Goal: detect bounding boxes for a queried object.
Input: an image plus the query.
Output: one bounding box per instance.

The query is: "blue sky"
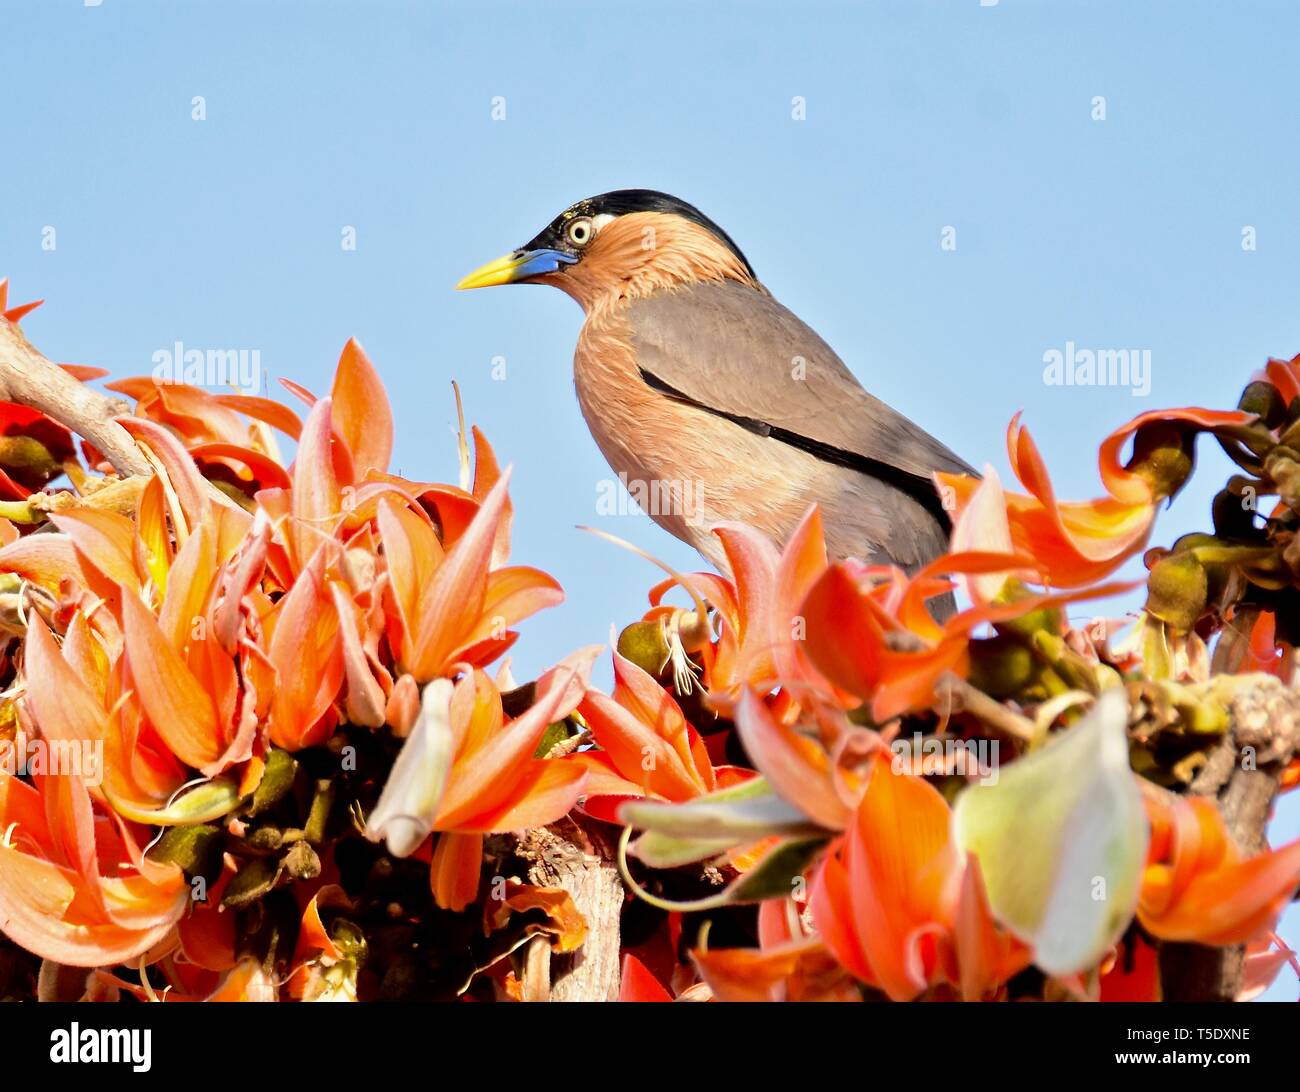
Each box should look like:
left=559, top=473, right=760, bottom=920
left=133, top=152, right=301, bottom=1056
left=4, top=0, right=1299, bottom=996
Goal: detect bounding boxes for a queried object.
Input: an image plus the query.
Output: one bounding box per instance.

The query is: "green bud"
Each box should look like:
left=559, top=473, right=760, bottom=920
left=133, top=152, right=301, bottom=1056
left=245, top=826, right=284, bottom=852
left=0, top=436, right=60, bottom=483
left=994, top=603, right=1061, bottom=642
left=245, top=748, right=298, bottom=817
left=1168, top=531, right=1219, bottom=554
left=1127, top=421, right=1195, bottom=501
left=106, top=777, right=242, bottom=826
left=966, top=635, right=1038, bottom=699
left=283, top=840, right=321, bottom=881
left=147, top=823, right=223, bottom=879
left=330, top=919, right=368, bottom=965
left=616, top=620, right=670, bottom=676
left=304, top=779, right=334, bottom=845
left=222, top=857, right=281, bottom=909
left=533, top=721, right=575, bottom=758
left=1144, top=551, right=1208, bottom=633
left=1238, top=379, right=1286, bottom=429
left=1211, top=488, right=1262, bottom=540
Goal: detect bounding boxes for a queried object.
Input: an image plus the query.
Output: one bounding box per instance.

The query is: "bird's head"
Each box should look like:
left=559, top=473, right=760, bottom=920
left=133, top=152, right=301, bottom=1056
left=456, top=189, right=758, bottom=311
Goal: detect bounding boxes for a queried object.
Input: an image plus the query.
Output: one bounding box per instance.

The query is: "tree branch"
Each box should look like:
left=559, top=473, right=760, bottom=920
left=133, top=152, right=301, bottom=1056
left=0, top=319, right=149, bottom=477
left=1158, top=676, right=1300, bottom=1001
left=512, top=814, right=623, bottom=1001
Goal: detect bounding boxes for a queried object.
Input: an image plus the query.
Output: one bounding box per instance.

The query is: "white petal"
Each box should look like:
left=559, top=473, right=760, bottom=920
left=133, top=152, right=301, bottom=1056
left=363, top=678, right=455, bottom=857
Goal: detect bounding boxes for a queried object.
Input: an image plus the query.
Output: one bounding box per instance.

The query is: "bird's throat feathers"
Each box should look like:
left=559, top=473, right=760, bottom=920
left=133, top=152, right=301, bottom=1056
left=541, top=212, right=760, bottom=317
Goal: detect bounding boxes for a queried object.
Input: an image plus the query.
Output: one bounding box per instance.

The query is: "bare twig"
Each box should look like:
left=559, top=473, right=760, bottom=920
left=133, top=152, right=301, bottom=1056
left=0, top=319, right=149, bottom=477
left=936, top=672, right=1036, bottom=743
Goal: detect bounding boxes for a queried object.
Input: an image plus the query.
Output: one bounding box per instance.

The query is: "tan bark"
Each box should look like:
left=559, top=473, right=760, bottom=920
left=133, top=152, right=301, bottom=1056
left=1158, top=677, right=1300, bottom=1001
left=513, top=815, right=623, bottom=1001
left=0, top=318, right=149, bottom=477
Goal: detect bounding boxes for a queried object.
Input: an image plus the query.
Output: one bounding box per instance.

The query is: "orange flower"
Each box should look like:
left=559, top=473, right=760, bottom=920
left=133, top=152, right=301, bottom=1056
left=634, top=507, right=838, bottom=704
left=365, top=650, right=598, bottom=911
left=1260, top=352, right=1300, bottom=406
left=23, top=612, right=191, bottom=817
left=809, top=754, right=1028, bottom=1001
left=1139, top=791, right=1300, bottom=945
left=707, top=509, right=835, bottom=700
left=433, top=652, right=597, bottom=833
left=0, top=402, right=82, bottom=501
left=261, top=545, right=344, bottom=750
left=0, top=770, right=188, bottom=966
left=570, top=647, right=739, bottom=806
left=18, top=452, right=262, bottom=787
left=1241, top=610, right=1295, bottom=681
left=936, top=408, right=1254, bottom=588
left=108, top=375, right=296, bottom=493
left=619, top=953, right=674, bottom=1002
left=691, top=898, right=859, bottom=1002
left=105, top=337, right=398, bottom=501
left=731, top=685, right=861, bottom=830
left=376, top=473, right=561, bottom=684
left=802, top=552, right=1128, bottom=721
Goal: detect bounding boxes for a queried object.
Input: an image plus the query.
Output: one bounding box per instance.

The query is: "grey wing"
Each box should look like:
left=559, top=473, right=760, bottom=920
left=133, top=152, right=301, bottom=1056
left=625, top=280, right=975, bottom=522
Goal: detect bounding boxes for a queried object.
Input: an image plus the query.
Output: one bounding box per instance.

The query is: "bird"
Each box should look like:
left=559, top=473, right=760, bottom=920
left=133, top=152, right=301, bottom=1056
left=457, top=189, right=973, bottom=580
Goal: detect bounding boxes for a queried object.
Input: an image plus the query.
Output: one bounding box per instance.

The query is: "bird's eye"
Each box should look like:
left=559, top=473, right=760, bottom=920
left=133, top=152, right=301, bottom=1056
left=566, top=217, right=594, bottom=247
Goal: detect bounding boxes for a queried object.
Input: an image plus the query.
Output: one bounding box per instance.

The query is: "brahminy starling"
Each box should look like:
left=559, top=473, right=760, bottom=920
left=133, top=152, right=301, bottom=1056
left=458, top=189, right=972, bottom=575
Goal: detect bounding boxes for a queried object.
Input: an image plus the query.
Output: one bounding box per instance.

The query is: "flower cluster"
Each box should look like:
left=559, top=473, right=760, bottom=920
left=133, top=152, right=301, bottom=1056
left=609, top=357, right=1300, bottom=1003
left=0, top=284, right=588, bottom=999
left=0, top=279, right=1298, bottom=1003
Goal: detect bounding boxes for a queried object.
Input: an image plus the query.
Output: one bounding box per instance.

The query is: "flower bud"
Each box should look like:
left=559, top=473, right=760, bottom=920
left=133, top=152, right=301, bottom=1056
left=1127, top=421, right=1195, bottom=501
left=1144, top=551, right=1208, bottom=633
left=364, top=678, right=455, bottom=857
left=1238, top=379, right=1287, bottom=429
left=616, top=620, right=670, bottom=677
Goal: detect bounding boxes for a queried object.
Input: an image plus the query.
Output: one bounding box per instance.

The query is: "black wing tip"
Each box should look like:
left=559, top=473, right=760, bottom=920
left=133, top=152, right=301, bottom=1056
left=639, top=366, right=954, bottom=530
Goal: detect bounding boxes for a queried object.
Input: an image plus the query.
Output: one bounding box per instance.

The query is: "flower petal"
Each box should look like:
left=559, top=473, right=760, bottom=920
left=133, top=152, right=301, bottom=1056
left=121, top=591, right=224, bottom=771
left=330, top=339, right=392, bottom=475
left=953, top=687, right=1148, bottom=975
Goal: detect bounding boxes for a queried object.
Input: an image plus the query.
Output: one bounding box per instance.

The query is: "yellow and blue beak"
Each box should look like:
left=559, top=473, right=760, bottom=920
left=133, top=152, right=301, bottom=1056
left=455, top=248, right=578, bottom=290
